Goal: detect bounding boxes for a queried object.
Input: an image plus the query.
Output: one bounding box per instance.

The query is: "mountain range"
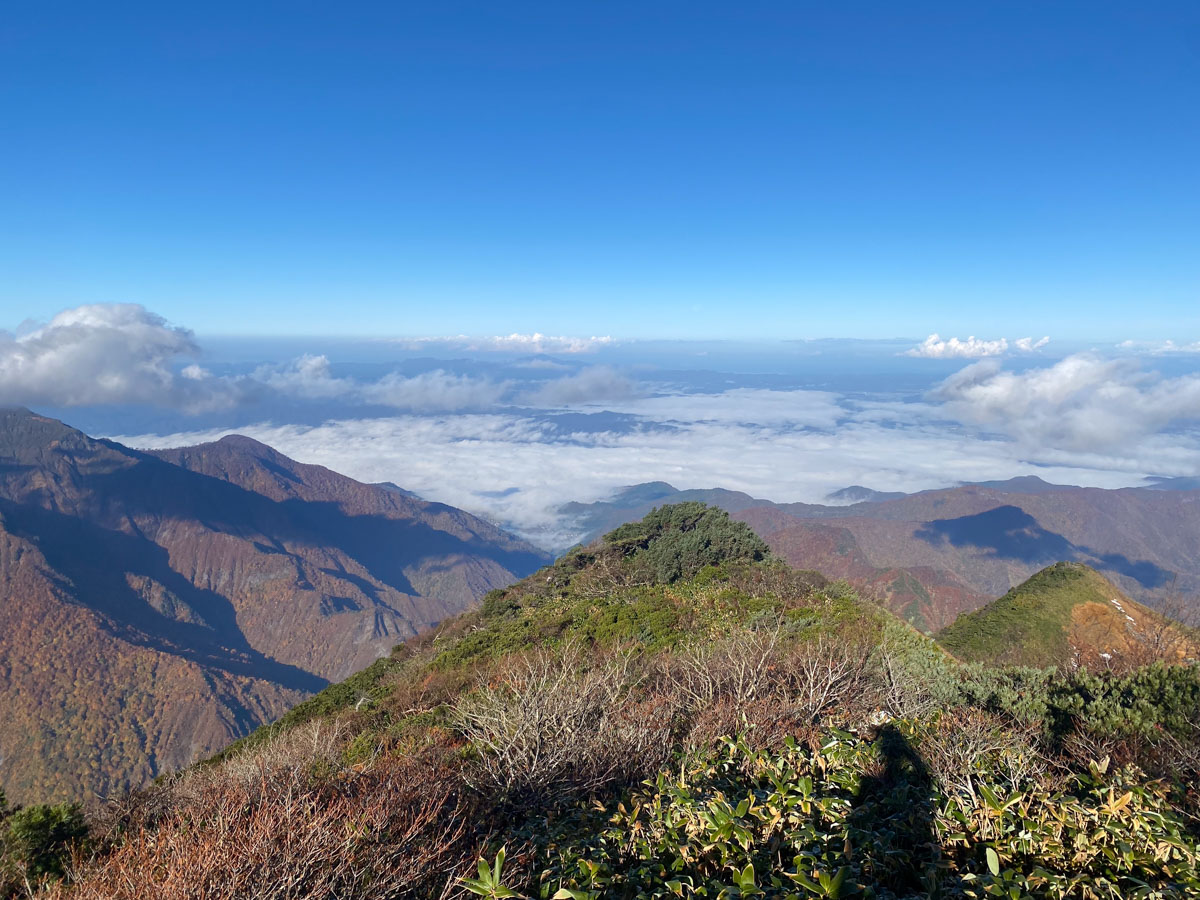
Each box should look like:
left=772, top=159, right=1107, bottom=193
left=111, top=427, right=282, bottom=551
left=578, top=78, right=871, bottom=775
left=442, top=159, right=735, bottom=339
left=562, top=477, right=1200, bottom=632
left=0, top=408, right=549, bottom=803
left=5, top=407, right=1199, bottom=805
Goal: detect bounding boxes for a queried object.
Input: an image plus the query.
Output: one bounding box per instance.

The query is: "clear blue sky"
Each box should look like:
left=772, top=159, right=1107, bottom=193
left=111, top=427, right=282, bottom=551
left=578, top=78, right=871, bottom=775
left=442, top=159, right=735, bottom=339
left=2, top=1, right=1197, bottom=340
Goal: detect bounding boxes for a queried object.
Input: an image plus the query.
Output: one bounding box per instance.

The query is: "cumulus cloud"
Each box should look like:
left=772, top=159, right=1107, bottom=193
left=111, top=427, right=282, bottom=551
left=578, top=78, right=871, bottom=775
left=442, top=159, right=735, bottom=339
left=0, top=304, right=236, bottom=410
left=252, top=354, right=510, bottom=411
left=906, top=333, right=1049, bottom=359
left=934, top=354, right=1200, bottom=450
left=253, top=354, right=354, bottom=399
left=524, top=366, right=636, bottom=407
left=397, top=333, right=615, bottom=354
left=1014, top=336, right=1052, bottom=352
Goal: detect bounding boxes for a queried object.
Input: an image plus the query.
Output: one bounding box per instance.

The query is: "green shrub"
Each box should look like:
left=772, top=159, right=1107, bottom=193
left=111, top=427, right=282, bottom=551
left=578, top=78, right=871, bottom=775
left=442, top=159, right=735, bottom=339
left=2, top=801, right=88, bottom=885
left=480, top=727, right=1199, bottom=899
left=953, top=662, right=1200, bottom=752
left=1042, top=662, right=1200, bottom=743
left=603, top=502, right=769, bottom=584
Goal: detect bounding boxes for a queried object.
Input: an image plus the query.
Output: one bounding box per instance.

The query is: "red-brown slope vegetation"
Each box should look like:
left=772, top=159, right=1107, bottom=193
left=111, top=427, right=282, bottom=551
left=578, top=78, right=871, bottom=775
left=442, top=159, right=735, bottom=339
left=0, top=408, right=549, bottom=802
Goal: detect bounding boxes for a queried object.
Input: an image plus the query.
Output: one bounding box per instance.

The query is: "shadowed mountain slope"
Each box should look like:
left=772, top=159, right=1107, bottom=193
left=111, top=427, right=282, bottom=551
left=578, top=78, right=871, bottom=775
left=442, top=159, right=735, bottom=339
left=0, top=408, right=549, bottom=803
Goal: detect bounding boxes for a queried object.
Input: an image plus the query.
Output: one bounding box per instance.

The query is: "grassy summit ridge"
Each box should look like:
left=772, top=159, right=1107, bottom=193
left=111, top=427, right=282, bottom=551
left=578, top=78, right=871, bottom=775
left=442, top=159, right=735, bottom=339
left=937, top=561, right=1197, bottom=669
left=5, top=505, right=1199, bottom=898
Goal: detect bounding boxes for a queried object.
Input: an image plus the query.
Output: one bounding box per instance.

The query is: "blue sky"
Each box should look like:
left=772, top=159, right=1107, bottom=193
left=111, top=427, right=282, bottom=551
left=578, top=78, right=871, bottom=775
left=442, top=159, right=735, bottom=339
left=3, top=1, right=1197, bottom=340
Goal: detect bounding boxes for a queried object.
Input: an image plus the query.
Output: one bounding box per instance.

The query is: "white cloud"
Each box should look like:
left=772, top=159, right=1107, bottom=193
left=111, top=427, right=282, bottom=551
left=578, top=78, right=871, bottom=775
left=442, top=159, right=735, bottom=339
left=0, top=304, right=236, bottom=411
left=115, top=402, right=1186, bottom=550
left=934, top=353, right=1200, bottom=450
left=253, top=354, right=354, bottom=399
left=1118, top=339, right=1200, bottom=355
left=906, top=333, right=1049, bottom=359
left=252, top=355, right=510, bottom=410
left=1014, top=336, right=1051, bottom=352
left=524, top=366, right=636, bottom=407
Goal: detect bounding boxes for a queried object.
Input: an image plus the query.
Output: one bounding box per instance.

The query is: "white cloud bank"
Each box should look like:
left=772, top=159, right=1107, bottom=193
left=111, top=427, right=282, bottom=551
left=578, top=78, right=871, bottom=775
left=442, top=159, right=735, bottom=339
left=906, top=333, right=1049, bottom=359
left=111, top=380, right=1200, bottom=549
left=113, top=409, right=1183, bottom=549
left=935, top=353, right=1200, bottom=450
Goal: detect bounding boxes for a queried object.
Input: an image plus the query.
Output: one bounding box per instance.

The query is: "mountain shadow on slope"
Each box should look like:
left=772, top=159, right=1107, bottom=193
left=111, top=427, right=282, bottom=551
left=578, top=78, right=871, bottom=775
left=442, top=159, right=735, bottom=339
left=0, top=408, right=550, bottom=803
left=0, top=498, right=328, bottom=694
left=86, top=453, right=547, bottom=599
left=915, top=505, right=1171, bottom=588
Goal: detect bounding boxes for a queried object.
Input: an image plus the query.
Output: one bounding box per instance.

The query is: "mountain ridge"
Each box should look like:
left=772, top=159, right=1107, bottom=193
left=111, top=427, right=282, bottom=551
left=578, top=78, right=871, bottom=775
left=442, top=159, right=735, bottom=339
left=936, top=561, right=1199, bottom=669
left=0, top=408, right=549, bottom=803
left=563, top=479, right=1200, bottom=631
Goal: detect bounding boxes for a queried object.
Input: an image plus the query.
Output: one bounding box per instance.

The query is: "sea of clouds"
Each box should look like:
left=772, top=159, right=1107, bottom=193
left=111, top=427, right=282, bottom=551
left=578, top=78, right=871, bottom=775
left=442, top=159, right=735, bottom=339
left=5, top=303, right=1200, bottom=549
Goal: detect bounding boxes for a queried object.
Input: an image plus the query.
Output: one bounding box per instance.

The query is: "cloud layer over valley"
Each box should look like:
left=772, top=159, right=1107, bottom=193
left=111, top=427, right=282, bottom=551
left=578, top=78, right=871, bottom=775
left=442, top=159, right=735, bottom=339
left=6, top=305, right=1200, bottom=549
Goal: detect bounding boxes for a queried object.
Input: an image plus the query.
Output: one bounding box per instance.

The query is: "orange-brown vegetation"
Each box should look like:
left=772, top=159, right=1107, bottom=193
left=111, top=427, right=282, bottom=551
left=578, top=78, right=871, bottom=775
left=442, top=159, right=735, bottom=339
left=0, top=409, right=548, bottom=803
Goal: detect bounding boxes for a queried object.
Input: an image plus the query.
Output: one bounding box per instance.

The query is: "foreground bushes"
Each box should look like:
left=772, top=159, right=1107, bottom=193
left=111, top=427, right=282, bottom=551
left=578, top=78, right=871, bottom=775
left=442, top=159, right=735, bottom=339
left=10, top=532, right=1199, bottom=899
left=0, top=792, right=87, bottom=896
left=40, top=728, right=476, bottom=900
left=487, top=728, right=1200, bottom=899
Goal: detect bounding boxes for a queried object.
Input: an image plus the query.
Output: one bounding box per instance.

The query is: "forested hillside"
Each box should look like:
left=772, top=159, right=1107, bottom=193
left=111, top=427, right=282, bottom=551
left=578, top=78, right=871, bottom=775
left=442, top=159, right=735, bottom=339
left=0, top=408, right=548, bottom=803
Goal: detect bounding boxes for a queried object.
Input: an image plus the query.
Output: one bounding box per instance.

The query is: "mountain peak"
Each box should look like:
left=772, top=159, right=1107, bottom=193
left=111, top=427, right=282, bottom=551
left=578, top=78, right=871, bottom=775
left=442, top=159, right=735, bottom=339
left=0, top=407, right=108, bottom=466
left=963, top=475, right=1075, bottom=494
left=937, top=562, right=1196, bottom=669
left=212, top=433, right=286, bottom=457
left=0, top=406, right=79, bottom=436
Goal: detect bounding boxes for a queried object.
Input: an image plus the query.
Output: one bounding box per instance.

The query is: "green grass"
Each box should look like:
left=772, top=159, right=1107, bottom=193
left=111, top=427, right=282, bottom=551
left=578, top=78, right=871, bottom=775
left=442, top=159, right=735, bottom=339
left=936, top=561, right=1111, bottom=667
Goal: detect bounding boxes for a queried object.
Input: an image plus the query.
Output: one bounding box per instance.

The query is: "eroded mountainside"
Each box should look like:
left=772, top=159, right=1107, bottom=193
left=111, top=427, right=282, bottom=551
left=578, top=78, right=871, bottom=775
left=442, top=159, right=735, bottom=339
left=0, top=408, right=549, bottom=803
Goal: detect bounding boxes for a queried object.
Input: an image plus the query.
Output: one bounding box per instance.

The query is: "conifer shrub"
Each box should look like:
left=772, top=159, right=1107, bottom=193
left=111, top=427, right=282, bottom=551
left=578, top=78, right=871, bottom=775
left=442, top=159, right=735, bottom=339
left=1, top=797, right=88, bottom=894
left=603, top=502, right=770, bottom=584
